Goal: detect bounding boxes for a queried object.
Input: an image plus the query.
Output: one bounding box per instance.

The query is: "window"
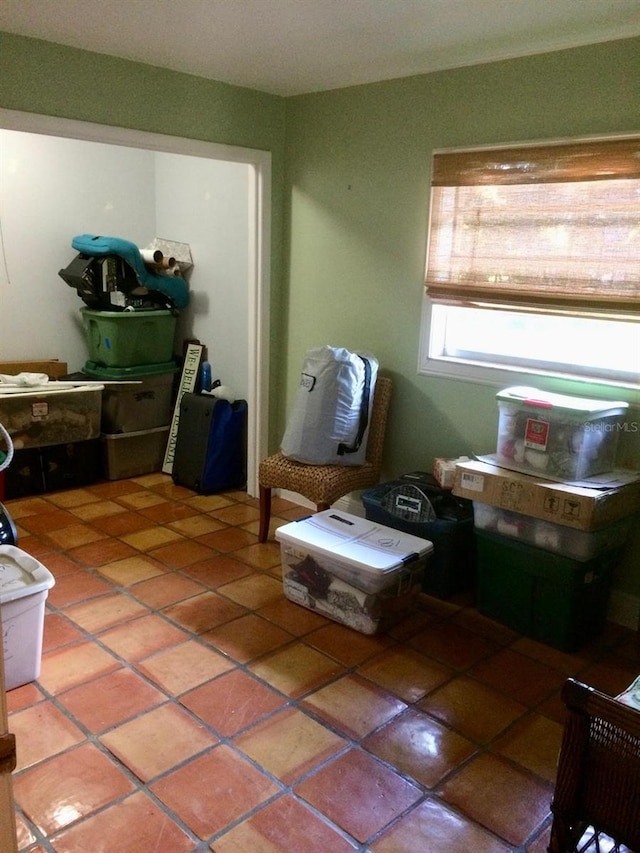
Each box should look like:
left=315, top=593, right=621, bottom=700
left=419, top=137, right=640, bottom=392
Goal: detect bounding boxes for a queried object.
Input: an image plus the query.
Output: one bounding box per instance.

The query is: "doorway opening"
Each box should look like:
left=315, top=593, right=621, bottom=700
left=0, top=108, right=271, bottom=496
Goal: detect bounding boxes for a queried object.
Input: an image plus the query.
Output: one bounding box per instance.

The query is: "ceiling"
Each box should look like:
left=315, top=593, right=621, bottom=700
left=2, top=0, right=640, bottom=97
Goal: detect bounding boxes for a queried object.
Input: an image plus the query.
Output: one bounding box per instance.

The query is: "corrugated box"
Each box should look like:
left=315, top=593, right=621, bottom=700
left=453, top=459, right=640, bottom=531
left=276, top=510, right=433, bottom=635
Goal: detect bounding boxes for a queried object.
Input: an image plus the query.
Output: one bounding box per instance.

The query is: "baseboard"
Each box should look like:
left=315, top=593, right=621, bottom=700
left=277, top=489, right=314, bottom=510
left=275, top=489, right=366, bottom=516
left=331, top=492, right=366, bottom=517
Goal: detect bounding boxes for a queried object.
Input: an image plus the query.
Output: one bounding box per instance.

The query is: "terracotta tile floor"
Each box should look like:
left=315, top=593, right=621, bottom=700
left=5, top=474, right=640, bottom=852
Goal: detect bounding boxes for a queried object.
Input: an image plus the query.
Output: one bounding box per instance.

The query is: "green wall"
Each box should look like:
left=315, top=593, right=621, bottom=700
left=283, top=36, right=639, bottom=470
left=1, top=31, right=639, bottom=599
left=282, top=37, right=640, bottom=596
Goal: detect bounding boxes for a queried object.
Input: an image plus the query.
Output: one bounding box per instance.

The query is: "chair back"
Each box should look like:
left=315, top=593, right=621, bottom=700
left=365, top=376, right=392, bottom=472
left=549, top=677, right=640, bottom=852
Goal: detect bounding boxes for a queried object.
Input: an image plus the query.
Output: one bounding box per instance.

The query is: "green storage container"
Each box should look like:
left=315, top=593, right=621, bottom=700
left=81, top=308, right=177, bottom=367
left=82, top=361, right=178, bottom=433
left=475, top=530, right=621, bottom=651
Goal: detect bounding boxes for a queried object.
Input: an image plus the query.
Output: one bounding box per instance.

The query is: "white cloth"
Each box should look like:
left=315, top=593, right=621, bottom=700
left=0, top=372, right=50, bottom=386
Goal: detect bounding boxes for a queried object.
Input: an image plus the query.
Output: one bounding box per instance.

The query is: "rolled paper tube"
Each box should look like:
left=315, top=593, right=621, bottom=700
left=145, top=258, right=176, bottom=270
left=140, top=248, right=164, bottom=263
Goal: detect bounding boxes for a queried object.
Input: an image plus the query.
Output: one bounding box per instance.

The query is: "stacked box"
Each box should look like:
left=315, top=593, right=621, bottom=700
left=3, top=441, right=102, bottom=499
left=276, top=510, right=433, bottom=635
left=0, top=385, right=102, bottom=450
left=102, top=426, right=169, bottom=480
left=81, top=308, right=177, bottom=368
left=453, top=460, right=640, bottom=531
left=472, top=502, right=632, bottom=561
left=83, top=361, right=177, bottom=433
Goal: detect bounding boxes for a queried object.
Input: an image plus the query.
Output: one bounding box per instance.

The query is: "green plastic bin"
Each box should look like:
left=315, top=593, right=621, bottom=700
left=475, top=529, right=622, bottom=651
left=81, top=308, right=177, bottom=367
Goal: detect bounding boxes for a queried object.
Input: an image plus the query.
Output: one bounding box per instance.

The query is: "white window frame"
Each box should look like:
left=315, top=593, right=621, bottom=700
left=418, top=136, right=640, bottom=406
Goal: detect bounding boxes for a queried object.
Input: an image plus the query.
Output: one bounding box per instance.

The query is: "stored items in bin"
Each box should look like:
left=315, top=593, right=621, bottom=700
left=0, top=385, right=102, bottom=450
left=472, top=501, right=632, bottom=561
left=475, top=529, right=621, bottom=651
left=276, top=510, right=433, bottom=635
left=102, top=426, right=169, bottom=480
left=171, top=393, right=247, bottom=493
left=495, top=386, right=628, bottom=481
left=362, top=474, right=475, bottom=599
left=0, top=545, right=55, bottom=690
left=453, top=459, right=640, bottom=531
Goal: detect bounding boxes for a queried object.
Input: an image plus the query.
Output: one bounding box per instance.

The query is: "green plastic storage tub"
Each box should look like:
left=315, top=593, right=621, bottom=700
left=81, top=308, right=177, bottom=367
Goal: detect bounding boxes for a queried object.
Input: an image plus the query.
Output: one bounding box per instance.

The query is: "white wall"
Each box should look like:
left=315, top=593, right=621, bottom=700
left=0, top=130, right=249, bottom=400
left=154, top=152, right=250, bottom=397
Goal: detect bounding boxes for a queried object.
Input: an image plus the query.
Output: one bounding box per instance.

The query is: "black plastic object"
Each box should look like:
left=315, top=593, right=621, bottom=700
left=0, top=502, right=17, bottom=546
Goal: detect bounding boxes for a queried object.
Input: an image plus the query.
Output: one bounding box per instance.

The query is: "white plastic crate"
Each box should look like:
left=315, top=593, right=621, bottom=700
left=0, top=545, right=55, bottom=690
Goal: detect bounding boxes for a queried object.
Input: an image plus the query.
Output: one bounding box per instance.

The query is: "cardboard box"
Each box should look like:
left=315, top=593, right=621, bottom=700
left=453, top=459, right=640, bottom=531
left=0, top=360, right=68, bottom=379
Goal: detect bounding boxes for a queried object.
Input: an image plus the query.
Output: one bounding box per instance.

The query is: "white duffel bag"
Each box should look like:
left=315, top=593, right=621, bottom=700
left=281, top=345, right=379, bottom=466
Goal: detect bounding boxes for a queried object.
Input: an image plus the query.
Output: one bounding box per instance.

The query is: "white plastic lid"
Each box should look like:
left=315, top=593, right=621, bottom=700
left=0, top=545, right=55, bottom=604
left=496, top=386, right=628, bottom=417
left=276, top=509, right=433, bottom=577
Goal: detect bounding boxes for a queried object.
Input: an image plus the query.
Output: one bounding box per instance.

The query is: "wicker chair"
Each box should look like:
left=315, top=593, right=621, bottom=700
left=548, top=677, right=640, bottom=853
left=258, top=375, right=392, bottom=542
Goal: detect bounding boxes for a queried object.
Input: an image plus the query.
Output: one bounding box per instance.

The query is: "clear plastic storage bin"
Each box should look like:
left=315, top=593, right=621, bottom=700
left=276, top=510, right=433, bottom=635
left=496, top=386, right=627, bottom=481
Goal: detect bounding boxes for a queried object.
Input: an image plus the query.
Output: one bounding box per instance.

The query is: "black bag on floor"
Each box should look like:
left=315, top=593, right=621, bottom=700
left=172, top=393, right=247, bottom=493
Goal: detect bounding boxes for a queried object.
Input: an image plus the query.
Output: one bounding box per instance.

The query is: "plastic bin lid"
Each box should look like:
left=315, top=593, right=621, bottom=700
left=83, top=360, right=178, bottom=379
left=275, top=509, right=433, bottom=577
left=80, top=307, right=174, bottom=318
left=496, top=386, right=628, bottom=417
left=0, top=545, right=55, bottom=604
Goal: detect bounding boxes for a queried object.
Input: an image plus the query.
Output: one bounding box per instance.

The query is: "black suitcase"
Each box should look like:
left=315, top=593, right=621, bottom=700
left=172, top=393, right=247, bottom=493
